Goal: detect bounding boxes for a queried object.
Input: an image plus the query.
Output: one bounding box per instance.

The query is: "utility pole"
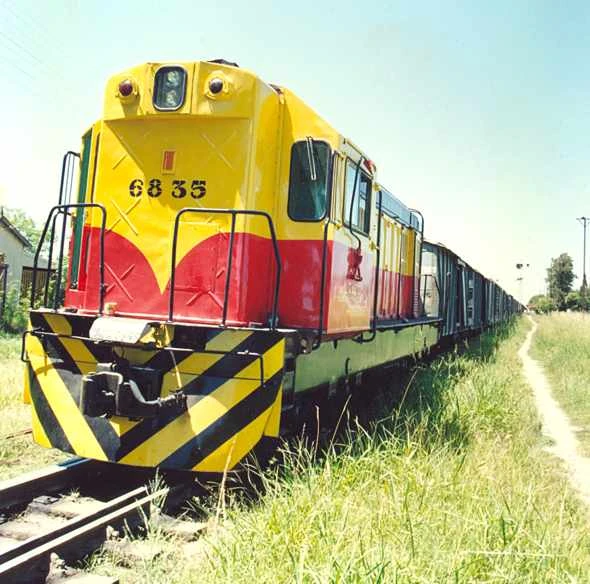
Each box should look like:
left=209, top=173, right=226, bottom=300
left=578, top=217, right=589, bottom=291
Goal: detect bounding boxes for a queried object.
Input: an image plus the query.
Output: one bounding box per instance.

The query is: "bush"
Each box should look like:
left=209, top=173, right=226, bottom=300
left=1, top=286, right=30, bottom=333
left=528, top=294, right=555, bottom=314
left=565, top=290, right=589, bottom=311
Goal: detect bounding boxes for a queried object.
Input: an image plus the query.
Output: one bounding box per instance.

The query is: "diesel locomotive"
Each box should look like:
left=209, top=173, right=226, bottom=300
left=22, top=59, right=521, bottom=473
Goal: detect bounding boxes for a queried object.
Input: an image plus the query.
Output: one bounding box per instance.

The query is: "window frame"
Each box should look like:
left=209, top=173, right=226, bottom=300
left=343, top=157, right=373, bottom=236
left=287, top=139, right=333, bottom=223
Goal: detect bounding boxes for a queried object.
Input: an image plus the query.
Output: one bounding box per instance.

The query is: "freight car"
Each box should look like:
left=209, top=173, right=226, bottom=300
left=421, top=241, right=520, bottom=347
left=22, top=60, right=522, bottom=473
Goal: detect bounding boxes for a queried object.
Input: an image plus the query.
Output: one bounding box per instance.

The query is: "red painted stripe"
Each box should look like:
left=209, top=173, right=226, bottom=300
left=64, top=228, right=421, bottom=331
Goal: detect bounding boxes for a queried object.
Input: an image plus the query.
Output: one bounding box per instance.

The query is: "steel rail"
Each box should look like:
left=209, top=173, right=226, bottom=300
left=0, top=458, right=198, bottom=583
left=0, top=486, right=149, bottom=563
left=0, top=486, right=169, bottom=584
left=0, top=458, right=102, bottom=510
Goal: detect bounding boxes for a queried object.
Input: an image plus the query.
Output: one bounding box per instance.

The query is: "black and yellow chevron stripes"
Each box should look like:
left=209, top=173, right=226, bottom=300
left=25, top=311, right=285, bottom=472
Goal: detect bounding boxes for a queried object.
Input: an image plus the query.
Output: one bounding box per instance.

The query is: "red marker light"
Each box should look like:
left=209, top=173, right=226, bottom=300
left=364, top=159, right=376, bottom=173
left=118, top=79, right=134, bottom=97
left=209, top=78, right=224, bottom=94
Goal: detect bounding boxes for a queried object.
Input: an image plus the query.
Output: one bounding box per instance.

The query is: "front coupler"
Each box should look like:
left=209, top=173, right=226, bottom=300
left=80, top=362, right=187, bottom=418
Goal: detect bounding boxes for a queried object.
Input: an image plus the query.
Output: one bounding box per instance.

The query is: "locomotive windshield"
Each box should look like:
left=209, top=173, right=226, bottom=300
left=287, top=140, right=330, bottom=221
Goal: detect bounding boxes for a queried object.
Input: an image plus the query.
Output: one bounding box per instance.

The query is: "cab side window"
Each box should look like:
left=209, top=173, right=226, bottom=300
left=344, top=160, right=371, bottom=234
left=288, top=140, right=330, bottom=221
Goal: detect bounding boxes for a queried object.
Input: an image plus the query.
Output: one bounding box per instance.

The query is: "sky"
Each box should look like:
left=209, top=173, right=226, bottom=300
left=1, top=0, right=589, bottom=303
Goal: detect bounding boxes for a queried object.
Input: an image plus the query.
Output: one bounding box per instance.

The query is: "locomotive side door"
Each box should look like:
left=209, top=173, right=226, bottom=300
left=325, top=145, right=378, bottom=334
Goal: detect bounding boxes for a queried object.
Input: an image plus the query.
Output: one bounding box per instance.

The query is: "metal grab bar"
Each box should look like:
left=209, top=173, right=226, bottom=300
left=168, top=208, right=282, bottom=329
left=23, top=328, right=268, bottom=387
left=31, top=203, right=107, bottom=314
left=58, top=152, right=80, bottom=206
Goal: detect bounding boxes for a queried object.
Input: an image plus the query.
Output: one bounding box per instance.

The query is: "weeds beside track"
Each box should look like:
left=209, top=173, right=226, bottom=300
left=3, top=321, right=589, bottom=582
left=0, top=334, right=61, bottom=479
left=90, top=318, right=590, bottom=583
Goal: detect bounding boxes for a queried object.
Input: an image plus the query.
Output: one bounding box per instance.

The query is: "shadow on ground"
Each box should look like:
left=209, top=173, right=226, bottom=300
left=185, top=320, right=519, bottom=514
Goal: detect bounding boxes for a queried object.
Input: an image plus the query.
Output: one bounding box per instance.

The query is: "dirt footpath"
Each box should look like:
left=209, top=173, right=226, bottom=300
left=519, top=315, right=590, bottom=507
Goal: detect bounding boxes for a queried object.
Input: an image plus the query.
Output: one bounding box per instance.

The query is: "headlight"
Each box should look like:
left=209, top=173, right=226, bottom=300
left=153, top=66, right=187, bottom=111
left=165, top=70, right=182, bottom=87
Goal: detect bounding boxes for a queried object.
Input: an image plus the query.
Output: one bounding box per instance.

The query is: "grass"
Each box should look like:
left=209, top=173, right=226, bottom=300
left=530, top=311, right=590, bottom=457
left=87, top=318, right=590, bottom=583
left=0, top=333, right=61, bottom=479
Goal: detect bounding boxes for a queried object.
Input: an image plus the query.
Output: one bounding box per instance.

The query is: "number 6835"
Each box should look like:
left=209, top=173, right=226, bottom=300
left=128, top=178, right=207, bottom=199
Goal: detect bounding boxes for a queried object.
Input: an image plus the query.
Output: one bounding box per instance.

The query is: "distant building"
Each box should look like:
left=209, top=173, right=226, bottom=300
left=0, top=207, right=32, bottom=291
left=0, top=208, right=51, bottom=316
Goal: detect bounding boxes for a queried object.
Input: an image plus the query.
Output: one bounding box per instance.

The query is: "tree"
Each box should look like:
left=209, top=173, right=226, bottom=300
left=546, top=253, right=575, bottom=310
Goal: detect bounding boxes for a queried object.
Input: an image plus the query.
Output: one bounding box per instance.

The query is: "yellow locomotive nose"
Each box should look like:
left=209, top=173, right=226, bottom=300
left=80, top=60, right=281, bottom=327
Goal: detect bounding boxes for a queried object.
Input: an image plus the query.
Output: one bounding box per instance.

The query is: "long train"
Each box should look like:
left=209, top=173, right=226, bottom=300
left=22, top=60, right=522, bottom=473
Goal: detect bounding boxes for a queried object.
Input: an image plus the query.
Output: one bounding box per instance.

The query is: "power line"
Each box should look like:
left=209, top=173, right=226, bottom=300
left=0, top=29, right=44, bottom=65
left=0, top=33, right=76, bottom=91
left=0, top=33, right=82, bottom=112
left=0, top=55, right=36, bottom=81
left=1, top=0, right=70, bottom=61
left=0, top=2, right=81, bottom=97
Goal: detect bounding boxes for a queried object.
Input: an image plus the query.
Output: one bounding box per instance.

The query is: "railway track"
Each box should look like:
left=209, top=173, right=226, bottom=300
left=0, top=458, right=200, bottom=583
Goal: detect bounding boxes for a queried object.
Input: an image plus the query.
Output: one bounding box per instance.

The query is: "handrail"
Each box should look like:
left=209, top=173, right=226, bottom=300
left=43, top=212, right=59, bottom=307
left=31, top=203, right=107, bottom=314
left=346, top=157, right=363, bottom=251
left=371, top=189, right=383, bottom=330
left=312, top=150, right=337, bottom=349
left=24, top=328, right=268, bottom=386
left=408, top=208, right=424, bottom=318
left=353, top=188, right=383, bottom=344
left=58, top=151, right=80, bottom=206
left=168, top=208, right=282, bottom=329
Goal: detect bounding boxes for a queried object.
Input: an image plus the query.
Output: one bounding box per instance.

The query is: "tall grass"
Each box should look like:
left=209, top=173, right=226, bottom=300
left=90, top=319, right=590, bottom=583
left=531, top=312, right=590, bottom=457
left=0, top=334, right=61, bottom=479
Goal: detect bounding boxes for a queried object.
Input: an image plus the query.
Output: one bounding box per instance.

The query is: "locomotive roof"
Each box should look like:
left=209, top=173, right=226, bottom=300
left=379, top=188, right=421, bottom=231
